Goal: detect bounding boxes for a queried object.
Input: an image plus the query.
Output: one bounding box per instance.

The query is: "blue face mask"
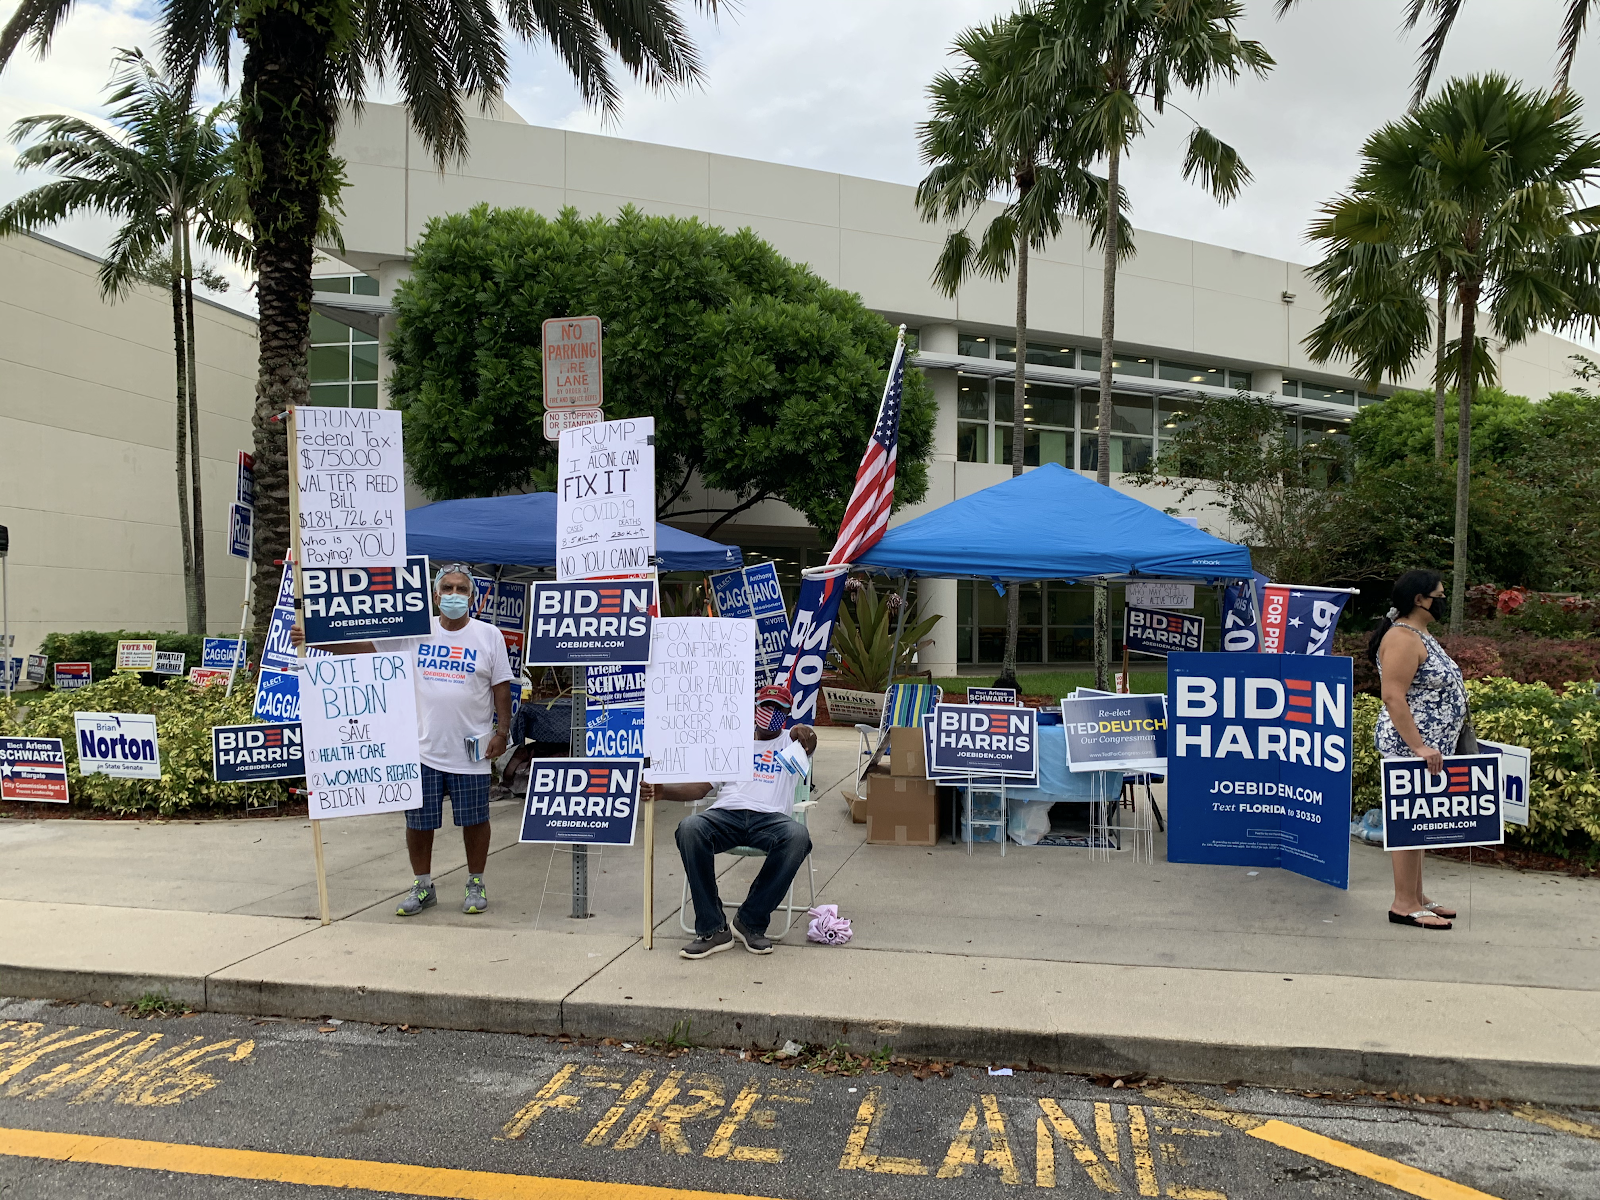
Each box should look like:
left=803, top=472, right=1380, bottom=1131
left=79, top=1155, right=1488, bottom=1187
left=438, top=594, right=471, bottom=620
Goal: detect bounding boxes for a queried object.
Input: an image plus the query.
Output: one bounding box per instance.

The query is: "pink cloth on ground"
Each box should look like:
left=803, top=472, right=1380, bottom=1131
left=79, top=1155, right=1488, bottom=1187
left=806, top=904, right=852, bottom=945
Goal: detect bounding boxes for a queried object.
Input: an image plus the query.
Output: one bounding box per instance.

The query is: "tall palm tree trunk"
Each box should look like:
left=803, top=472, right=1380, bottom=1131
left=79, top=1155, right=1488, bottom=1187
left=999, top=223, right=1030, bottom=685
left=239, top=20, right=336, bottom=644
left=170, top=227, right=198, bottom=635
left=1433, top=273, right=1448, bottom=462
left=1093, top=139, right=1122, bottom=690
left=1451, top=282, right=1478, bottom=636
left=183, top=220, right=208, bottom=634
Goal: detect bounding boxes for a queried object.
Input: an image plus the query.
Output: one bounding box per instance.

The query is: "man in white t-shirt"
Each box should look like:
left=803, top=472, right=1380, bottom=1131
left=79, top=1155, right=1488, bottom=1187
left=294, top=563, right=512, bottom=917
left=641, top=684, right=818, bottom=959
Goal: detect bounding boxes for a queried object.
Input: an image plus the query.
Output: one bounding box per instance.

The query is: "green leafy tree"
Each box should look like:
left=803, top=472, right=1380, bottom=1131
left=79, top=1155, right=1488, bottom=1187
left=387, top=205, right=936, bottom=538
left=1, top=0, right=718, bottom=644
left=1512, top=389, right=1600, bottom=591
left=915, top=11, right=1122, bottom=687
left=1013, top=0, right=1270, bottom=687
left=1347, top=386, right=1532, bottom=469
left=0, top=49, right=246, bottom=635
left=1304, top=74, right=1600, bottom=632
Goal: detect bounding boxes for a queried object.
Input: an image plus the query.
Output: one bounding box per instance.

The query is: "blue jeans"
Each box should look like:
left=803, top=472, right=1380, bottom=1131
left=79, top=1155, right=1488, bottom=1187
left=675, top=807, right=812, bottom=937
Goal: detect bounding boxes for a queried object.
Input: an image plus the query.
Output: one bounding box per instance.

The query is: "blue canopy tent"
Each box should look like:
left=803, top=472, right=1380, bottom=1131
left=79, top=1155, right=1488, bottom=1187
left=405, top=492, right=742, bottom=573
left=854, top=463, right=1252, bottom=583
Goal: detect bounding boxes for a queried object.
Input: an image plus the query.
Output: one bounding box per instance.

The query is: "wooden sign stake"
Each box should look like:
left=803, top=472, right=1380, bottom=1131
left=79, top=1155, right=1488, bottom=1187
left=642, top=796, right=655, bottom=949
left=285, top=406, right=332, bottom=927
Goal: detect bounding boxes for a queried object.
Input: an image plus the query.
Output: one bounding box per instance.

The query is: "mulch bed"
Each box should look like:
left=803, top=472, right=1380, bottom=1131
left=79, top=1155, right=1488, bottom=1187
left=1428, top=844, right=1599, bottom=878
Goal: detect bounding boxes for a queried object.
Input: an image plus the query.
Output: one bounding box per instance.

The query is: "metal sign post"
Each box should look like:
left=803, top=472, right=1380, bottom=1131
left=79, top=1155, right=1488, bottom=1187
left=569, top=666, right=590, bottom=919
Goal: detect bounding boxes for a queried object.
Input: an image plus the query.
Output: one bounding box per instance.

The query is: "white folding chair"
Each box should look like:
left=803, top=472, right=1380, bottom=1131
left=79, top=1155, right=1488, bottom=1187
left=679, top=763, right=817, bottom=939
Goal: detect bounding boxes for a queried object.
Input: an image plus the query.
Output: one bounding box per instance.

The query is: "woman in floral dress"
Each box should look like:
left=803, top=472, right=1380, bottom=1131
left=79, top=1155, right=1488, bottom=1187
left=1370, top=569, right=1467, bottom=930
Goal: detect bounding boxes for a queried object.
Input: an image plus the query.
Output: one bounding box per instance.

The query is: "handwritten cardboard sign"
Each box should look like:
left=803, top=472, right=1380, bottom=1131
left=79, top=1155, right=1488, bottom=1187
left=643, top=617, right=754, bottom=784
left=293, top=407, right=405, bottom=569
left=299, top=652, right=423, bottom=820
left=556, top=417, right=655, bottom=580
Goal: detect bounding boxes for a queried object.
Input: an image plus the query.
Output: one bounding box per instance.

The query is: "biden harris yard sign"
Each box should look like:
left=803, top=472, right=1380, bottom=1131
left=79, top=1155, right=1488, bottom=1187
left=520, top=759, right=641, bottom=846
left=1381, top=755, right=1504, bottom=851
left=212, top=722, right=305, bottom=783
left=929, top=703, right=1038, bottom=778
left=1165, top=652, right=1352, bottom=889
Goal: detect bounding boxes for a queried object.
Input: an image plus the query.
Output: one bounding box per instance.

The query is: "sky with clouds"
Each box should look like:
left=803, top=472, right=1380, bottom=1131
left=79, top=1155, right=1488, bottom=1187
left=4, top=0, right=1600, bottom=318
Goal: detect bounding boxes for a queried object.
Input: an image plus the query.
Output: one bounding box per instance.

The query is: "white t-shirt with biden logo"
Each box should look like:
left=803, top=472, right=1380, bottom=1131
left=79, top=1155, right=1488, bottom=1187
left=708, top=729, right=798, bottom=816
left=381, top=617, right=512, bottom=776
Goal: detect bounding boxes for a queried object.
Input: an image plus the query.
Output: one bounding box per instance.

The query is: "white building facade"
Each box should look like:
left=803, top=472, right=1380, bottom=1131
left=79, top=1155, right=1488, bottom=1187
left=312, top=101, right=1588, bottom=675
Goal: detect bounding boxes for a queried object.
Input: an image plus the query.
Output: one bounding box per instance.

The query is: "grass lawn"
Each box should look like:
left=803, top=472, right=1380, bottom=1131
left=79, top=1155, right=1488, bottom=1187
left=933, top=670, right=1165, bottom=698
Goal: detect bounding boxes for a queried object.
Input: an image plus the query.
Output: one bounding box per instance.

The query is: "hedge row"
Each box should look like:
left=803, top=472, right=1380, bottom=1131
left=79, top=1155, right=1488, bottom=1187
left=1351, top=677, right=1600, bottom=862
left=0, top=673, right=281, bottom=815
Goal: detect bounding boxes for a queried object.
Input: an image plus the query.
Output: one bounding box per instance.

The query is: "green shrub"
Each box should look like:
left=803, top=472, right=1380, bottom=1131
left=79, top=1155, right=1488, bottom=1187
left=0, top=672, right=282, bottom=814
left=1351, top=678, right=1600, bottom=862
left=36, top=631, right=226, bottom=687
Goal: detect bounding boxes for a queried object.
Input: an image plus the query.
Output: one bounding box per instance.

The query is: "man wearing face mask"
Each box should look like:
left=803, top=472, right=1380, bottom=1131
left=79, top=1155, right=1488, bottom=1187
left=641, top=684, right=819, bottom=959
left=293, top=563, right=512, bottom=917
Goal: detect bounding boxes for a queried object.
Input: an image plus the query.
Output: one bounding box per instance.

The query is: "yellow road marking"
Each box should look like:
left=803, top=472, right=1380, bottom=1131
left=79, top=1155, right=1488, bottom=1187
left=1145, top=1085, right=1503, bottom=1200
left=0, top=1125, right=784, bottom=1200
left=1511, top=1104, right=1600, bottom=1141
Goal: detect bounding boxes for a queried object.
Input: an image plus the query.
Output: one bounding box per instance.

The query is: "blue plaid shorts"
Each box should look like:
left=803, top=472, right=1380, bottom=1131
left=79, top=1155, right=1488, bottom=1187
left=409, top=765, right=491, bottom=831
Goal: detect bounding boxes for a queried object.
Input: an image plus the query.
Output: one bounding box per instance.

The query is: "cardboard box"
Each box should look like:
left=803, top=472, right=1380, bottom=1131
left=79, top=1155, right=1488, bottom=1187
left=865, top=775, right=938, bottom=846
left=839, top=787, right=869, bottom=824
left=889, top=726, right=927, bottom=777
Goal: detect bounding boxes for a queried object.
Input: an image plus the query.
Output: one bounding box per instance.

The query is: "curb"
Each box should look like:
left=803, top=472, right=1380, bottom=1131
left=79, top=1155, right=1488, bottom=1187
left=8, top=962, right=1597, bottom=1108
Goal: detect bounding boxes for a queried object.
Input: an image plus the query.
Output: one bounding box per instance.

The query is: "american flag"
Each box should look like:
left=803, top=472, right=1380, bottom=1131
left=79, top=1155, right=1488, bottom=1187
left=826, top=330, right=906, bottom=566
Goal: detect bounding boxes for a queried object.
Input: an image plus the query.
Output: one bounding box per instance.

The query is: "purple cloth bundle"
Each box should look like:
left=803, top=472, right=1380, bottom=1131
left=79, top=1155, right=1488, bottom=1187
left=806, top=904, right=852, bottom=945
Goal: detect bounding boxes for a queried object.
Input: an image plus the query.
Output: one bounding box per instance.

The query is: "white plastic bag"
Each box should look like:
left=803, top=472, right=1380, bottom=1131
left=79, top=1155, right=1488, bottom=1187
left=1007, top=800, right=1052, bottom=846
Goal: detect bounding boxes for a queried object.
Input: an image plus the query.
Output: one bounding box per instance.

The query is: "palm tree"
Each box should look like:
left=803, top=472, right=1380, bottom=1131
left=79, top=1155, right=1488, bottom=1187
left=1277, top=0, right=1592, bottom=108
left=1014, top=0, right=1270, bottom=687
left=2, top=0, right=718, bottom=644
left=915, top=13, right=1124, bottom=687
left=1304, top=73, right=1600, bottom=632
left=0, top=49, right=246, bottom=635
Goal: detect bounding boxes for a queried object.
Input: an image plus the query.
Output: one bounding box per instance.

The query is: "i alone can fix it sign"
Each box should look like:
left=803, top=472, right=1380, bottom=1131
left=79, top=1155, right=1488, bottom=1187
left=543, top=317, right=602, bottom=410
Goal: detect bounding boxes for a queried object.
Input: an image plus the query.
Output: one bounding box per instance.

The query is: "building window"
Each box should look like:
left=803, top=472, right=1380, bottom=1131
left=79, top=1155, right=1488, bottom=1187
left=309, top=275, right=380, bottom=408
left=1081, top=350, right=1156, bottom=378
left=996, top=339, right=1078, bottom=369
left=958, top=331, right=994, bottom=358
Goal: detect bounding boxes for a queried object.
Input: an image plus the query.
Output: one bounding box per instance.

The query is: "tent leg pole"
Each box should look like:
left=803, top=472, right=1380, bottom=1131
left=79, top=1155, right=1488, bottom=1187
left=1093, top=584, right=1111, bottom=691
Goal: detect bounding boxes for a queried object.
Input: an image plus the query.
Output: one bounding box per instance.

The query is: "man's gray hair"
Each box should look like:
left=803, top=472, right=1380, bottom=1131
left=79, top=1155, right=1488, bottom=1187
left=434, top=562, right=475, bottom=593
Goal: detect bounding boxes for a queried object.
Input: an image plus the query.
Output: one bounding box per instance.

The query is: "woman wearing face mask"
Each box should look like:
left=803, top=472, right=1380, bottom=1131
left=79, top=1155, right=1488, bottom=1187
left=1369, top=569, right=1468, bottom=930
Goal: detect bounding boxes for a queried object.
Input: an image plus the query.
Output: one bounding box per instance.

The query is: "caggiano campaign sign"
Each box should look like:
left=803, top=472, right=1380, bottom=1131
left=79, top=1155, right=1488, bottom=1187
left=1165, top=652, right=1352, bottom=889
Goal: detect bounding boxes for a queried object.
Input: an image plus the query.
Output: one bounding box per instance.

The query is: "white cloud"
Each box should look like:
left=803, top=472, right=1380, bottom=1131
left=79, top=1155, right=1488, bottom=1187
left=6, top=0, right=1600, bottom=315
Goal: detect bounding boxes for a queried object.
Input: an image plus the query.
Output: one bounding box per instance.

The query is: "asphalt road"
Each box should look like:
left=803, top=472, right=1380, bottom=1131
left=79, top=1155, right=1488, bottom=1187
left=0, top=996, right=1595, bottom=1200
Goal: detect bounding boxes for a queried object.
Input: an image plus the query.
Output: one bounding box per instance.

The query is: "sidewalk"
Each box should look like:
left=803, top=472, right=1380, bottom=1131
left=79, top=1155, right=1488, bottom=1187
left=3, top=726, right=1597, bottom=1104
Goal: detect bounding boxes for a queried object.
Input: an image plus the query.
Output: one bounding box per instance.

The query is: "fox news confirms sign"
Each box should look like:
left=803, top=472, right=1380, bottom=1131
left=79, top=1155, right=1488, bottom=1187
left=0, top=737, right=69, bottom=803
left=527, top=579, right=655, bottom=664
left=1124, top=606, right=1204, bottom=657
left=1059, top=694, right=1168, bottom=773
left=75, top=712, right=162, bottom=780
left=1381, top=754, right=1504, bottom=851
left=212, top=722, right=305, bottom=783
left=301, top=555, right=431, bottom=643
left=1165, top=652, right=1352, bottom=889
left=929, top=703, right=1038, bottom=778
left=520, top=758, right=641, bottom=846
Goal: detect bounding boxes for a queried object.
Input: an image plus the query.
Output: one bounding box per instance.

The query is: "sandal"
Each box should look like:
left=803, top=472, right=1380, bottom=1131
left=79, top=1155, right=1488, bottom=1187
left=1389, top=909, right=1452, bottom=930
left=1424, top=901, right=1457, bottom=919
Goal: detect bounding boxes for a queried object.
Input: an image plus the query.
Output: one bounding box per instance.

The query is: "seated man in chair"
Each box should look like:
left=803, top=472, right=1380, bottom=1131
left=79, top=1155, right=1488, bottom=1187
left=641, top=684, right=818, bottom=959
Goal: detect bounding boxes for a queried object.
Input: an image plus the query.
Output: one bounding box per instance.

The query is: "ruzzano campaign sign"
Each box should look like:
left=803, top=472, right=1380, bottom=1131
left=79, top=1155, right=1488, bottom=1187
left=1166, top=652, right=1352, bottom=889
